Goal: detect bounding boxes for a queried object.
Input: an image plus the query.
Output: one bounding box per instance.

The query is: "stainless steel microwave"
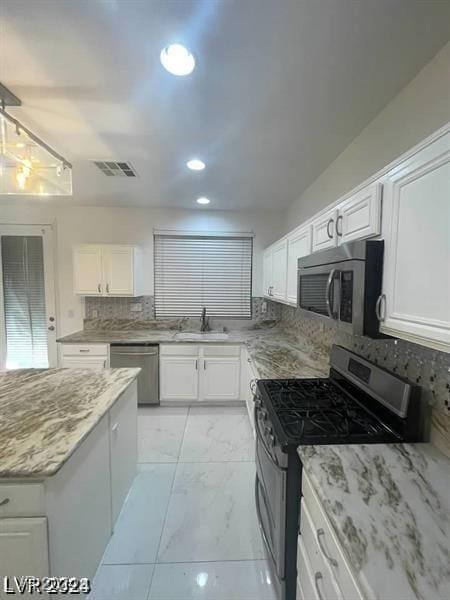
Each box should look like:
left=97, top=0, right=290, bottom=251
left=297, top=240, right=384, bottom=337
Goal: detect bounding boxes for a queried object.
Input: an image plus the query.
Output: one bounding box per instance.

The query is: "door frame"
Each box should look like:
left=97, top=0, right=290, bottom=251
left=0, top=223, right=58, bottom=369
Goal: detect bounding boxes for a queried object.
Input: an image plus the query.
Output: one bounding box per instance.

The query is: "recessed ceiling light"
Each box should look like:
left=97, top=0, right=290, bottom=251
left=196, top=197, right=210, bottom=205
left=186, top=159, right=205, bottom=171
left=160, top=44, right=195, bottom=76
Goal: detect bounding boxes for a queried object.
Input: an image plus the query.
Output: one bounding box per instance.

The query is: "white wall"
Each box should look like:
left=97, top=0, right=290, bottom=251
left=285, top=41, right=450, bottom=229
left=0, top=203, right=284, bottom=335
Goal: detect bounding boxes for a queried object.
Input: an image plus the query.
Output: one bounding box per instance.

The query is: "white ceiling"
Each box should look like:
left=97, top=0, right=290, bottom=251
left=2, top=0, right=449, bottom=210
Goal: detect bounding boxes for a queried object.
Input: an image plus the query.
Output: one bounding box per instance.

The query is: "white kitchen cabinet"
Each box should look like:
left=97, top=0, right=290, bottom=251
left=271, top=239, right=288, bottom=301
left=109, top=385, right=137, bottom=524
left=337, top=183, right=382, bottom=245
left=0, top=517, right=49, bottom=580
left=240, top=349, right=257, bottom=436
left=286, top=225, right=312, bottom=304
left=73, top=244, right=143, bottom=297
left=59, top=343, right=109, bottom=369
left=380, top=131, right=450, bottom=352
left=73, top=245, right=103, bottom=295
left=160, top=344, right=242, bottom=403
left=311, top=208, right=338, bottom=253
left=263, top=247, right=273, bottom=298
left=160, top=357, right=199, bottom=401
left=201, top=357, right=241, bottom=401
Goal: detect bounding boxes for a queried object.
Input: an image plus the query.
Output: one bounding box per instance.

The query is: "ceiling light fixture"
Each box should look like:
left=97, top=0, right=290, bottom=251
left=196, top=197, right=210, bottom=205
left=160, top=44, right=195, bottom=76
left=186, top=159, right=205, bottom=171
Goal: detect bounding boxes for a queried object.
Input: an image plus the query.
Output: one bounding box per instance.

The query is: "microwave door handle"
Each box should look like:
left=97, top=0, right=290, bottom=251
left=325, top=269, right=337, bottom=319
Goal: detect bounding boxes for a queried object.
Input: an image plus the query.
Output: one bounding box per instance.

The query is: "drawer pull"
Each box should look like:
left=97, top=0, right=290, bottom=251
left=317, top=528, right=338, bottom=567
left=79, top=349, right=90, bottom=353
left=314, top=572, right=325, bottom=600
left=0, top=498, right=10, bottom=506
left=111, top=423, right=119, bottom=434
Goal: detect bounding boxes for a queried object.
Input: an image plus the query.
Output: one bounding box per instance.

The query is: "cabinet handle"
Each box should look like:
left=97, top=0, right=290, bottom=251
left=375, top=294, right=386, bottom=322
left=317, top=528, right=338, bottom=567
left=204, top=360, right=206, bottom=370
left=106, top=283, right=110, bottom=294
left=195, top=359, right=198, bottom=370
left=111, top=422, right=119, bottom=434
left=314, top=572, right=325, bottom=600
left=98, top=283, right=102, bottom=293
left=0, top=498, right=10, bottom=506
left=336, top=215, right=343, bottom=237
left=79, top=349, right=90, bottom=353
left=326, top=218, right=334, bottom=239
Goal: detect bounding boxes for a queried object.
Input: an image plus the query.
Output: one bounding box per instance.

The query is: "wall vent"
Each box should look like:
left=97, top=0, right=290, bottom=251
left=92, top=160, right=137, bottom=177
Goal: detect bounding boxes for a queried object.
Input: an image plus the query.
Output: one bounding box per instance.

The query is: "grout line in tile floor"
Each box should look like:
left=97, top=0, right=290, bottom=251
left=144, top=407, right=191, bottom=599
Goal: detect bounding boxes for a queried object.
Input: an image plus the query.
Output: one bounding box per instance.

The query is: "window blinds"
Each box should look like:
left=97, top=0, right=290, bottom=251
left=1, top=236, right=48, bottom=369
left=154, top=235, right=253, bottom=319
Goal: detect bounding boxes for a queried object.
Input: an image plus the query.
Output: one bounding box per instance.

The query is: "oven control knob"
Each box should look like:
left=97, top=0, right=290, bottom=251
left=254, top=397, right=262, bottom=408
left=268, top=434, right=275, bottom=447
left=264, top=425, right=273, bottom=436
left=261, top=409, right=268, bottom=421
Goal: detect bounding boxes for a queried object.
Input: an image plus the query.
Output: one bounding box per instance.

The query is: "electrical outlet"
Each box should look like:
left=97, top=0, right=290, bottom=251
left=92, top=309, right=98, bottom=318
left=130, top=303, right=142, bottom=312
left=261, top=300, right=267, bottom=314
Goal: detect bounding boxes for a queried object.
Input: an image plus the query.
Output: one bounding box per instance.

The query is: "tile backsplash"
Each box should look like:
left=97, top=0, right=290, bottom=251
left=278, top=304, right=450, bottom=457
left=85, top=296, right=281, bottom=324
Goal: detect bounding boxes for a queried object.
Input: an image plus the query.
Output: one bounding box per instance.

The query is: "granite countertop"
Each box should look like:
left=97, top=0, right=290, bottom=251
left=0, top=368, right=140, bottom=478
left=298, top=443, right=450, bottom=600
left=57, top=321, right=331, bottom=380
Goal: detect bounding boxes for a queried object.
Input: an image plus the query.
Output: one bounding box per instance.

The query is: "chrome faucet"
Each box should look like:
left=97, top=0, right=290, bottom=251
left=200, top=307, right=210, bottom=332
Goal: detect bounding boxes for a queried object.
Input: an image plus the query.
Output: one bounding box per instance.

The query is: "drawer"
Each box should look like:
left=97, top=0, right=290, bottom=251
left=202, top=345, right=240, bottom=357
left=0, top=483, right=45, bottom=517
left=300, top=500, right=343, bottom=599
left=160, top=344, right=199, bottom=356
left=302, top=472, right=363, bottom=599
left=60, top=344, right=109, bottom=357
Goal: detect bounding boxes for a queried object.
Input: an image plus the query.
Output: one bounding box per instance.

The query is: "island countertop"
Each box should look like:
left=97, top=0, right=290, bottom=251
left=298, top=443, right=450, bottom=600
left=0, top=367, right=140, bottom=478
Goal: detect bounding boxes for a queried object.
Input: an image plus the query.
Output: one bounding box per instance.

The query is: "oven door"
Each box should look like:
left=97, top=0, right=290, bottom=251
left=297, top=259, right=365, bottom=334
left=255, top=409, right=287, bottom=581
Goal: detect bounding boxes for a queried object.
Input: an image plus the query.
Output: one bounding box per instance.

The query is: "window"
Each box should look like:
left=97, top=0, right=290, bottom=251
left=154, top=234, right=253, bottom=319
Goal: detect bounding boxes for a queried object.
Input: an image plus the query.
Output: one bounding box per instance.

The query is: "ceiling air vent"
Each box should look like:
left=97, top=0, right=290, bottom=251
left=93, top=161, right=137, bottom=177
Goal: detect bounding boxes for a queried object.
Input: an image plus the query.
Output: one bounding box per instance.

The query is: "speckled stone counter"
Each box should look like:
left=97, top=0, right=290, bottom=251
left=57, top=322, right=330, bottom=380
left=0, top=368, right=139, bottom=478
left=298, top=443, right=450, bottom=600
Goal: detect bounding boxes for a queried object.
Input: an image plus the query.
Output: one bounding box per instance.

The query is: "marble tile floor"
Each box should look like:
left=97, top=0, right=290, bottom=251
left=88, top=405, right=277, bottom=600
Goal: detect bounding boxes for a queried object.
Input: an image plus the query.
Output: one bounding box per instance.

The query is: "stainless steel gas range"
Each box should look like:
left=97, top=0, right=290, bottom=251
left=254, top=345, right=428, bottom=600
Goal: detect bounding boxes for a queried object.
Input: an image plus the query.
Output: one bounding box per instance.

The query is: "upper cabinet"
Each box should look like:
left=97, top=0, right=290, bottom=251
left=73, top=244, right=143, bottom=296
left=336, top=183, right=382, bottom=245
left=286, top=225, right=312, bottom=304
left=379, top=132, right=450, bottom=352
left=271, top=239, right=288, bottom=301
left=263, top=246, right=273, bottom=298
left=311, top=207, right=339, bottom=252
left=311, top=183, right=382, bottom=252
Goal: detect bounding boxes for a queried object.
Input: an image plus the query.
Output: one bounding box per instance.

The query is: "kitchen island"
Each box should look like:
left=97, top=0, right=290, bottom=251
left=0, top=368, right=139, bottom=591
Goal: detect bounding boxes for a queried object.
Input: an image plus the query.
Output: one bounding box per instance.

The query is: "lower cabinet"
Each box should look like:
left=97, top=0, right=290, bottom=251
left=298, top=471, right=363, bottom=600
left=160, top=344, right=241, bottom=403
left=0, top=517, right=48, bottom=577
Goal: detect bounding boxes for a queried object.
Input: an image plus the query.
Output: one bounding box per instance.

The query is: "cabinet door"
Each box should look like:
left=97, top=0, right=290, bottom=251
left=263, top=248, right=273, bottom=298
left=102, top=246, right=135, bottom=296
left=0, top=517, right=48, bottom=579
left=311, top=208, right=338, bottom=253
left=381, top=132, right=450, bottom=352
left=73, top=245, right=103, bottom=295
left=160, top=357, right=199, bottom=401
left=271, top=239, right=288, bottom=302
left=286, top=226, right=312, bottom=304
left=60, top=357, right=107, bottom=369
left=110, top=383, right=137, bottom=524
left=337, top=183, right=382, bottom=245
left=201, top=357, right=241, bottom=401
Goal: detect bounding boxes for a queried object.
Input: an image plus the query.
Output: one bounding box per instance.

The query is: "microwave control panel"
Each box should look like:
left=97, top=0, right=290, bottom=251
left=340, top=271, right=353, bottom=323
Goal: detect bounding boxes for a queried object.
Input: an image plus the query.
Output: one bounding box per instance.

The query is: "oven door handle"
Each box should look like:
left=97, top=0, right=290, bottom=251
left=255, top=475, right=277, bottom=567
left=325, top=268, right=340, bottom=319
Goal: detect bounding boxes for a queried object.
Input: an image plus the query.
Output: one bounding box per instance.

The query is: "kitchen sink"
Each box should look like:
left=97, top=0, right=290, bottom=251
left=174, top=332, right=229, bottom=341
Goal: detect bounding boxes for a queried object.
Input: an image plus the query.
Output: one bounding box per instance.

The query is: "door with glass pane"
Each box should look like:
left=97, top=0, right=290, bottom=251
left=0, top=225, right=57, bottom=369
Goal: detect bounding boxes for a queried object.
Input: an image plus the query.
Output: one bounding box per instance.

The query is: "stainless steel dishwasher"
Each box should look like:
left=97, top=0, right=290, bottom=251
left=110, top=343, right=159, bottom=405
